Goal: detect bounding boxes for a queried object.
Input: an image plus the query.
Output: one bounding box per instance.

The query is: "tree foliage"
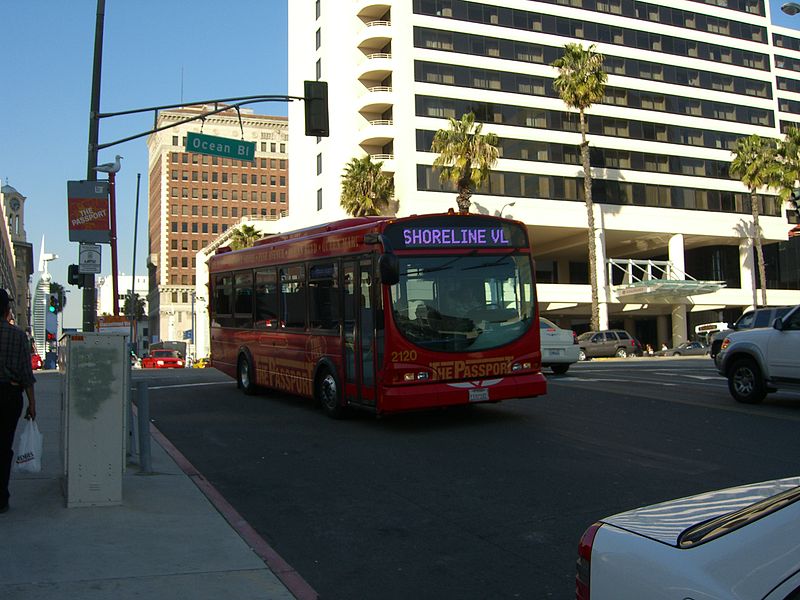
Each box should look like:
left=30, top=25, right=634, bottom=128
left=340, top=155, right=394, bottom=217
left=123, top=292, right=146, bottom=320
left=431, top=112, right=499, bottom=214
left=229, top=224, right=262, bottom=250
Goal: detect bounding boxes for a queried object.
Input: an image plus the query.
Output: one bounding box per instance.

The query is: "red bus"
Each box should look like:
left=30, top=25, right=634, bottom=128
left=208, top=212, right=547, bottom=416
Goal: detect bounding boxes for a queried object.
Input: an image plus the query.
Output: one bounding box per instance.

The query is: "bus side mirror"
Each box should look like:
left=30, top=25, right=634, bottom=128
left=379, top=253, right=399, bottom=286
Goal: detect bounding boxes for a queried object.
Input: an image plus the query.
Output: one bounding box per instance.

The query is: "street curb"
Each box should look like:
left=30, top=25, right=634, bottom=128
left=147, top=419, right=320, bottom=600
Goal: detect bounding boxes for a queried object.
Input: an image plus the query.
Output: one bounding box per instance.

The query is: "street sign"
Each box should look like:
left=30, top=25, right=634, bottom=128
left=67, top=180, right=111, bottom=243
left=79, top=243, right=102, bottom=274
left=185, top=132, right=255, bottom=162
left=183, top=329, right=193, bottom=341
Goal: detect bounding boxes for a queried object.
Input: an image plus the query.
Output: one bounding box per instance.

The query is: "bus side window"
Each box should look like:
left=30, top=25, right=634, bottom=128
left=281, top=265, right=307, bottom=329
left=309, top=262, right=339, bottom=330
left=234, top=271, right=254, bottom=328
left=212, top=273, right=234, bottom=327
left=255, top=267, right=279, bottom=328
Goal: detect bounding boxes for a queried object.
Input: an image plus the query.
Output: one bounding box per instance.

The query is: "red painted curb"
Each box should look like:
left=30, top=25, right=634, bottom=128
left=146, top=419, right=319, bottom=600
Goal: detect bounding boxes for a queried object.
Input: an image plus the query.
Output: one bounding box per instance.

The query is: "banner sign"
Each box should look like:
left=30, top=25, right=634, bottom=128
left=67, top=180, right=111, bottom=243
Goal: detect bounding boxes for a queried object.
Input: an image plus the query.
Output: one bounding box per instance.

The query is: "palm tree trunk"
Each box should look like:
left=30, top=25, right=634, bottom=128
left=457, top=164, right=473, bottom=214
left=580, top=110, right=600, bottom=331
left=751, top=192, right=768, bottom=306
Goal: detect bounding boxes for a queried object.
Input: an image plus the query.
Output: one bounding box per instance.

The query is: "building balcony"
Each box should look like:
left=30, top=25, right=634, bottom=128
left=366, top=153, right=395, bottom=173
left=358, top=86, right=394, bottom=113
left=357, top=20, right=392, bottom=52
left=354, top=1, right=390, bottom=20
left=359, top=119, right=395, bottom=147
left=357, top=52, right=393, bottom=82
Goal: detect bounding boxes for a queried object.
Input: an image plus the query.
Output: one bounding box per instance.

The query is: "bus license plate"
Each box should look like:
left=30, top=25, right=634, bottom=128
left=469, top=388, right=489, bottom=402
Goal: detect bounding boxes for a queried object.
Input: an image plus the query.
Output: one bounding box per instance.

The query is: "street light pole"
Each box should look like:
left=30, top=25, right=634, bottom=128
left=128, top=174, right=141, bottom=355
left=84, top=0, right=106, bottom=331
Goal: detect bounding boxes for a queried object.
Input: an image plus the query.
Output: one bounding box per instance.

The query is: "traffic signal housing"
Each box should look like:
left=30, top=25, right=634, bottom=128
left=48, top=293, right=59, bottom=314
left=304, top=80, right=329, bottom=137
left=68, top=264, right=86, bottom=288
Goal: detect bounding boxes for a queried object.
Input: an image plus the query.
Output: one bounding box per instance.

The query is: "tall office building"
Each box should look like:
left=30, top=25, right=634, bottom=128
left=147, top=106, right=288, bottom=348
left=289, top=0, right=800, bottom=345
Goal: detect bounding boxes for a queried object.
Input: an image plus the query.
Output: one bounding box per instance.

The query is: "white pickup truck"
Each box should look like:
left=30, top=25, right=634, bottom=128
left=716, top=304, right=800, bottom=404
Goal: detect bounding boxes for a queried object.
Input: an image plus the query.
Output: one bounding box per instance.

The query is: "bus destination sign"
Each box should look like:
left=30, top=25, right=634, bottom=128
left=402, top=226, right=510, bottom=248
left=386, top=215, right=527, bottom=249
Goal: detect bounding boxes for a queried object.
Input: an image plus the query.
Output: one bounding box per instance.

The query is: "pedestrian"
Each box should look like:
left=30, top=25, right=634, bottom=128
left=661, top=342, right=668, bottom=352
left=645, top=343, right=654, bottom=356
left=0, top=289, right=36, bottom=514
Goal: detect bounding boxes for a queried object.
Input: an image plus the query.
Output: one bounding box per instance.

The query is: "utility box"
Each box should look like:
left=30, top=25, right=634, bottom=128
left=60, top=332, right=128, bottom=507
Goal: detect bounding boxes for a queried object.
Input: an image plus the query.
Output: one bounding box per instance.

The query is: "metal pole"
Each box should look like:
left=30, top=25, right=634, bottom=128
left=84, top=0, right=106, bottom=332
left=129, top=174, right=141, bottom=355
left=136, top=381, right=152, bottom=474
left=109, top=170, right=120, bottom=316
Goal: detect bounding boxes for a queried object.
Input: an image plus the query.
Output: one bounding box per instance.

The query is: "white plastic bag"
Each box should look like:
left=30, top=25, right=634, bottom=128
left=13, top=419, right=42, bottom=474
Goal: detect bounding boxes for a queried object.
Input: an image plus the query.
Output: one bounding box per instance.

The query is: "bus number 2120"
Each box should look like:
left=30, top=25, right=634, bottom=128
left=391, top=350, right=418, bottom=362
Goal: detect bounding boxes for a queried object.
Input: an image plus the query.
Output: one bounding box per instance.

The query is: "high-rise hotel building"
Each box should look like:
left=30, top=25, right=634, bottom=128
left=147, top=106, right=288, bottom=349
left=288, top=0, right=800, bottom=346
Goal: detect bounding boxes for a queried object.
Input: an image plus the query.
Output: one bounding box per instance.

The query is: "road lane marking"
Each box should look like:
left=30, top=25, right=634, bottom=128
left=147, top=381, right=233, bottom=390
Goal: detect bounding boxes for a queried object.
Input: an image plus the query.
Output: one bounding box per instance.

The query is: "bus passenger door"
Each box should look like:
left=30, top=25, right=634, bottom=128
left=343, top=259, right=377, bottom=407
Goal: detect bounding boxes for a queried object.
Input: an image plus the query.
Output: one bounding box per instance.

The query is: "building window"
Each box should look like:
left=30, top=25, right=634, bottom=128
left=316, top=28, right=321, bottom=49
left=316, top=153, right=322, bottom=175
left=317, top=188, right=322, bottom=211
left=316, top=59, right=322, bottom=81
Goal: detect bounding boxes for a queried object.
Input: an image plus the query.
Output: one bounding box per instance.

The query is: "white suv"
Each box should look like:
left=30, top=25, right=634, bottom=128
left=716, top=304, right=800, bottom=404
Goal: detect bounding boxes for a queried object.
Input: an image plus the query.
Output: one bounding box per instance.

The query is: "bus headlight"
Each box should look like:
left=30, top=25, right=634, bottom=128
left=403, top=371, right=430, bottom=381
left=511, top=362, right=531, bottom=371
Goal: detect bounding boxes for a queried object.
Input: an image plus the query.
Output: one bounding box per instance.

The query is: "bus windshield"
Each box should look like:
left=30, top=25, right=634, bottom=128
left=389, top=253, right=534, bottom=352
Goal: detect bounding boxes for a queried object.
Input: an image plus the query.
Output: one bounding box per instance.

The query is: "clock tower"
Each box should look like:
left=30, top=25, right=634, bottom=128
left=1, top=183, right=34, bottom=334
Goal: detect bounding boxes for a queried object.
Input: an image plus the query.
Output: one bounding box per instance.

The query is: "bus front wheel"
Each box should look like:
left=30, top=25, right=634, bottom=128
left=238, top=354, right=257, bottom=395
left=316, top=367, right=345, bottom=419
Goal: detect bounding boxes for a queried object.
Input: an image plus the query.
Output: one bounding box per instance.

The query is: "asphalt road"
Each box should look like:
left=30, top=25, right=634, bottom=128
left=139, top=358, right=800, bottom=600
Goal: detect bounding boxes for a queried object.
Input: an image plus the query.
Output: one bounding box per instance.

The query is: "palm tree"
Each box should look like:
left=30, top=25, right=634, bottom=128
left=431, top=112, right=499, bottom=214
left=552, top=43, right=607, bottom=331
left=230, top=224, right=261, bottom=250
left=340, top=155, right=394, bottom=217
left=123, top=292, right=146, bottom=320
left=730, top=134, right=779, bottom=306
left=775, top=127, right=800, bottom=218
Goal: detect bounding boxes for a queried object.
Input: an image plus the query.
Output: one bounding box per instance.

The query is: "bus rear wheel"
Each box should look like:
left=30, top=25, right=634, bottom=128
left=238, top=354, right=257, bottom=395
left=316, top=367, right=344, bottom=419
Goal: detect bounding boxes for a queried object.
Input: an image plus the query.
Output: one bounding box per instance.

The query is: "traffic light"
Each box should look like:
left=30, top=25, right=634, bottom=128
left=48, top=293, right=59, bottom=313
left=304, top=80, right=329, bottom=137
left=68, top=264, right=85, bottom=288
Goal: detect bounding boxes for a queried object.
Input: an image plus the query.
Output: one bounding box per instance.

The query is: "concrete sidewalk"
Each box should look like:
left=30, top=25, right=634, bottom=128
left=0, top=371, right=304, bottom=600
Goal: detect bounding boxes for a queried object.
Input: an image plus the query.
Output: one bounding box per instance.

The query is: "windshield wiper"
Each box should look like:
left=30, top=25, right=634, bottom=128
left=422, top=249, right=479, bottom=274
left=462, top=249, right=517, bottom=271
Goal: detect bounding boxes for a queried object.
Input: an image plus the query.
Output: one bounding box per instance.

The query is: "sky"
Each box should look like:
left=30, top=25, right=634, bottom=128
left=0, top=1, right=798, bottom=329
left=0, top=1, right=288, bottom=328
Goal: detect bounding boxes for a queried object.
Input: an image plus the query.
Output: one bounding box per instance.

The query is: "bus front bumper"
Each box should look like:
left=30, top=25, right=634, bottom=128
left=378, top=372, right=547, bottom=414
